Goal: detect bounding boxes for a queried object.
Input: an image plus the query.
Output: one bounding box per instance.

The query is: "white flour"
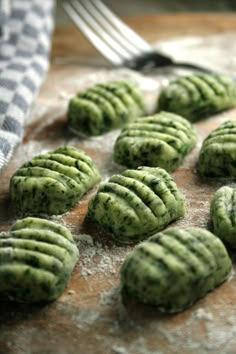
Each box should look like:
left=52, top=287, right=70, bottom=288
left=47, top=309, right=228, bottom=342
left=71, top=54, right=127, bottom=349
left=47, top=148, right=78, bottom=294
left=5, top=31, right=236, bottom=354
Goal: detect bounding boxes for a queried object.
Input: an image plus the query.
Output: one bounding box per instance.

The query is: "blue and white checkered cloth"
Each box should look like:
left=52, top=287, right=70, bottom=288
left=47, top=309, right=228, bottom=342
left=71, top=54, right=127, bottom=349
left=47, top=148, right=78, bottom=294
left=0, top=0, right=54, bottom=170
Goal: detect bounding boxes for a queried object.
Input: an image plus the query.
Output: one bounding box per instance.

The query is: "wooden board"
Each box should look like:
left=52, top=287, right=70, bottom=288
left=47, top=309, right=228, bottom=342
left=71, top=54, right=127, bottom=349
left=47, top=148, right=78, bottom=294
left=1, top=13, right=236, bottom=354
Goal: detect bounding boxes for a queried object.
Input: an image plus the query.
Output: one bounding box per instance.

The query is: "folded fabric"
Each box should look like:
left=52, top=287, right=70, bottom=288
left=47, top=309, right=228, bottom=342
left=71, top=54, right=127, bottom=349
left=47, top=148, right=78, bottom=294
left=0, top=0, right=11, bottom=41
left=0, top=0, right=54, bottom=170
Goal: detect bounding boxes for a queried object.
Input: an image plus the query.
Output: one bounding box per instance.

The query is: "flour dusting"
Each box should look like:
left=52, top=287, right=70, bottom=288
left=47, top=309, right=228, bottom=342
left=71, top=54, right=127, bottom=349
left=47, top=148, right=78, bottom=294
left=74, top=233, right=129, bottom=278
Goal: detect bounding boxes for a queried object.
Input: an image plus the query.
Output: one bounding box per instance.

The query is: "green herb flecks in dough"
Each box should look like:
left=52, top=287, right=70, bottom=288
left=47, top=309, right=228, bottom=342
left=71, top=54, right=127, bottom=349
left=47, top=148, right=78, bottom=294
left=10, top=145, right=101, bottom=215
left=197, top=120, right=236, bottom=177
left=87, top=166, right=185, bottom=243
left=157, top=73, right=236, bottom=122
left=211, top=186, right=236, bottom=248
left=67, top=80, right=146, bottom=136
left=0, top=217, right=79, bottom=303
left=113, top=111, right=197, bottom=171
left=121, top=227, right=232, bottom=312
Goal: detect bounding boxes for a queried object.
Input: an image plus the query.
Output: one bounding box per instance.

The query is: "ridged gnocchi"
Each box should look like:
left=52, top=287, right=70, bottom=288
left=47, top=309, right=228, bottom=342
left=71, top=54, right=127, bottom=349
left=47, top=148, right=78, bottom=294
left=0, top=217, right=79, bottom=303
left=67, top=80, right=146, bottom=136
left=10, top=145, right=101, bottom=215
left=114, top=111, right=197, bottom=171
left=87, top=166, right=185, bottom=243
left=211, top=186, right=236, bottom=248
left=121, top=227, right=232, bottom=312
left=158, top=73, right=236, bottom=122
left=198, top=120, right=236, bottom=177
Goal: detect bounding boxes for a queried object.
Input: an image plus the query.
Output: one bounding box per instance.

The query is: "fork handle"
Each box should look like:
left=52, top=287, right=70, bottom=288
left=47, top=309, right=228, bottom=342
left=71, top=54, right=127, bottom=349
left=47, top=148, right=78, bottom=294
left=125, top=51, right=174, bottom=71
left=170, top=61, right=236, bottom=80
left=171, top=61, right=219, bottom=74
left=125, top=51, right=236, bottom=80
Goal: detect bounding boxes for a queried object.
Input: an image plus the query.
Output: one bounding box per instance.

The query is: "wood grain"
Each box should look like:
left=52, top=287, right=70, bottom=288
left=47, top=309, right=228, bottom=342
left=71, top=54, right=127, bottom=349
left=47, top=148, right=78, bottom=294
left=1, top=13, right=236, bottom=354
left=52, top=13, right=236, bottom=59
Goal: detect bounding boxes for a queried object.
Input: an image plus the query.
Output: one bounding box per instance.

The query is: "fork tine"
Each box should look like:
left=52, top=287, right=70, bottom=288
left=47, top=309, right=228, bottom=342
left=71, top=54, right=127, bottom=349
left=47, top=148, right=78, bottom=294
left=72, top=0, right=133, bottom=60
left=91, top=0, right=152, bottom=52
left=63, top=1, right=123, bottom=66
left=79, top=0, right=149, bottom=57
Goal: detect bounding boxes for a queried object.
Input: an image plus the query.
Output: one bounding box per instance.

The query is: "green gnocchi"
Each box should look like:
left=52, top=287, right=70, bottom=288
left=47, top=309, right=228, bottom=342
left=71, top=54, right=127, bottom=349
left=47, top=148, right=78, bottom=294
left=197, top=120, right=236, bottom=177
left=10, top=145, right=101, bottom=215
left=158, top=73, right=236, bottom=122
left=113, top=111, right=197, bottom=171
left=211, top=185, right=236, bottom=248
left=87, top=166, right=185, bottom=243
left=67, top=80, right=146, bottom=136
left=121, top=227, right=232, bottom=312
left=0, top=217, right=79, bottom=303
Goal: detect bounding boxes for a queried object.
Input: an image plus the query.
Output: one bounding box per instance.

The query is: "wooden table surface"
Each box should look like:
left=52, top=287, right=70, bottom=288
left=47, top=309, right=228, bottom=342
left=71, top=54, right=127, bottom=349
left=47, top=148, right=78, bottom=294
left=1, top=13, right=236, bottom=354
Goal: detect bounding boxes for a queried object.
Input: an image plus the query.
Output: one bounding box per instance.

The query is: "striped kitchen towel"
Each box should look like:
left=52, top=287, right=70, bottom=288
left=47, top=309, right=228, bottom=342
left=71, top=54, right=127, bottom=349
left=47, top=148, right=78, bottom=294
left=0, top=0, right=11, bottom=42
left=0, top=0, right=54, bottom=170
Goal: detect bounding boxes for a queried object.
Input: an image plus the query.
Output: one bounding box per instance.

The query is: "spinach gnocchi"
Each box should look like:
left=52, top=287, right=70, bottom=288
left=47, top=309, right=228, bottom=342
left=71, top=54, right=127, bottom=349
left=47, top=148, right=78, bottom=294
left=67, top=80, right=146, bottom=136
left=121, top=227, right=232, bottom=312
left=113, top=111, right=197, bottom=171
left=0, top=217, right=79, bottom=303
left=158, top=73, right=236, bottom=122
left=87, top=166, right=185, bottom=243
left=197, top=120, right=236, bottom=177
left=211, top=186, right=236, bottom=248
left=10, top=145, right=101, bottom=215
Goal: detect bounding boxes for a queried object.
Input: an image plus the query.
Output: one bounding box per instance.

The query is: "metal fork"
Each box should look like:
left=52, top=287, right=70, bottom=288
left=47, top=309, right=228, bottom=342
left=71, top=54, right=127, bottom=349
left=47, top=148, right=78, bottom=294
left=63, top=0, right=221, bottom=73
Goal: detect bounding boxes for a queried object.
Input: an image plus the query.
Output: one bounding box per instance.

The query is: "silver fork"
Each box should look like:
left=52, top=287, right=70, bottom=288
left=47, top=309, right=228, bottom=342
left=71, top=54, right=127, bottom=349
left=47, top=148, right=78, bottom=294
left=63, top=0, right=223, bottom=74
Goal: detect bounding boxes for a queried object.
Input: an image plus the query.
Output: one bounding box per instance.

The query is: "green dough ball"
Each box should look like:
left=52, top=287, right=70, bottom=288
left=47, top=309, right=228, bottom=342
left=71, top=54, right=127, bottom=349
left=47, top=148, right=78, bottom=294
left=157, top=73, right=236, bottom=122
left=121, top=227, right=232, bottom=312
left=0, top=217, right=79, bottom=303
left=197, top=120, right=236, bottom=177
left=67, top=80, right=146, bottom=136
left=211, top=186, right=236, bottom=248
left=113, top=111, right=197, bottom=171
left=87, top=166, right=185, bottom=243
left=10, top=145, right=101, bottom=215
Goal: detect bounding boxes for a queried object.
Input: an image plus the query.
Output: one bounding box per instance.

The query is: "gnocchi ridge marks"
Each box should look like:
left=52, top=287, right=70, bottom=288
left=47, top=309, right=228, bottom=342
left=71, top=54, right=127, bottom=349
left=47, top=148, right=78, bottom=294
left=88, top=166, right=185, bottom=243
left=67, top=80, right=146, bottom=136
left=198, top=120, right=236, bottom=177
left=10, top=145, right=101, bottom=215
left=0, top=217, right=79, bottom=303
left=158, top=73, right=236, bottom=122
left=121, top=227, right=232, bottom=312
left=114, top=111, right=197, bottom=171
left=211, top=185, right=236, bottom=248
